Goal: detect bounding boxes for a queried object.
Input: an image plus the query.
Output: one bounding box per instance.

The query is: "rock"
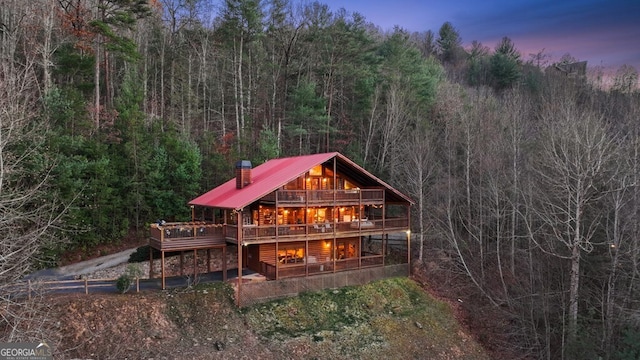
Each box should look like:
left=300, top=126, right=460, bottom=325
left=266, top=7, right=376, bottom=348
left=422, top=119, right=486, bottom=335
left=214, top=341, right=225, bottom=351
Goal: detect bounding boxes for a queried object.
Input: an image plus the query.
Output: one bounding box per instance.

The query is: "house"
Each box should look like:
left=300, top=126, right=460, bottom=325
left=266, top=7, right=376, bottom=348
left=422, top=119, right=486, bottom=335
left=550, top=60, right=587, bottom=79
left=148, top=152, right=412, bottom=306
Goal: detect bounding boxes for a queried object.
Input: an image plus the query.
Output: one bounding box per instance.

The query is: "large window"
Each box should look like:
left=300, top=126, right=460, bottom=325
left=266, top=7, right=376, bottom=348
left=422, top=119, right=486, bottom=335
left=278, top=245, right=304, bottom=264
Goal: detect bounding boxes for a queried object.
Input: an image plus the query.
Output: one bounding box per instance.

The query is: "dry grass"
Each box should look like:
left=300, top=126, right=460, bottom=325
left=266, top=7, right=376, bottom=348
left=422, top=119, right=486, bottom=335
left=30, top=278, right=491, bottom=359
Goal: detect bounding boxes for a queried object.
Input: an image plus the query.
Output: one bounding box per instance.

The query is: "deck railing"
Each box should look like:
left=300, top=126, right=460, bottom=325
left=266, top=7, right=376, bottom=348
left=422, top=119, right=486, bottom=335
left=225, top=216, right=409, bottom=243
left=149, top=222, right=226, bottom=251
left=260, top=253, right=385, bottom=280
left=269, top=189, right=385, bottom=205
left=150, top=216, right=408, bottom=246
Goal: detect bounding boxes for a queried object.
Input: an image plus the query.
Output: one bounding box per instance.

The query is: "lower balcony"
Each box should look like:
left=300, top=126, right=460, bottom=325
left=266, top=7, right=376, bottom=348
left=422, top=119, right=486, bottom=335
left=260, top=254, right=384, bottom=280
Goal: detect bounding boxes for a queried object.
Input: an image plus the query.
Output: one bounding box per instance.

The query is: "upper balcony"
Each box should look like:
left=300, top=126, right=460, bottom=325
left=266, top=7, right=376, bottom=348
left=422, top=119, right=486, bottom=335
left=262, top=189, right=385, bottom=207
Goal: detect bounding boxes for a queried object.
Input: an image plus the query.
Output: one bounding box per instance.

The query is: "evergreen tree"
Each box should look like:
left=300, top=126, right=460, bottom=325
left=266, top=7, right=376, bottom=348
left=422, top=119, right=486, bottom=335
left=436, top=21, right=462, bottom=64
left=490, top=37, right=521, bottom=90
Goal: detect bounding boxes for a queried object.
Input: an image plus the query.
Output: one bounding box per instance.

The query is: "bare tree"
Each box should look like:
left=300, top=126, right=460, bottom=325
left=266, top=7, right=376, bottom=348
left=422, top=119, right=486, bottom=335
left=612, top=64, right=639, bottom=94
left=0, top=1, right=67, bottom=341
left=529, top=99, right=619, bottom=348
left=400, top=124, right=436, bottom=262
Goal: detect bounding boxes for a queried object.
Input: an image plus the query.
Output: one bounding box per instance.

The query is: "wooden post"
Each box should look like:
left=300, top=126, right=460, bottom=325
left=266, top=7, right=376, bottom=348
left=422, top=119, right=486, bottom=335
left=136, top=278, right=140, bottom=293
left=193, top=249, right=198, bottom=278
left=161, top=251, right=166, bottom=290
left=305, top=240, right=309, bottom=276
left=180, top=251, right=184, bottom=276
left=223, top=246, right=227, bottom=281
left=84, top=278, right=88, bottom=294
left=149, top=246, right=154, bottom=279
left=407, top=205, right=411, bottom=275
left=358, top=236, right=362, bottom=269
left=207, top=249, right=211, bottom=273
left=407, top=230, right=411, bottom=275
left=383, top=234, right=387, bottom=265
left=236, top=210, right=242, bottom=307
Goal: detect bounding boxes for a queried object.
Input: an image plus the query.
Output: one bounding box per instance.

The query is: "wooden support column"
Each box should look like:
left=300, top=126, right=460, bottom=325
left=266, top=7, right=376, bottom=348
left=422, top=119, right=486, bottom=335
left=407, top=204, right=412, bottom=275
left=236, top=210, right=243, bottom=307
left=207, top=249, right=211, bottom=273
left=407, top=230, right=411, bottom=274
left=305, top=240, right=309, bottom=276
left=275, top=240, right=279, bottom=280
left=223, top=246, right=227, bottom=281
left=332, top=238, right=336, bottom=273
left=180, top=251, right=184, bottom=276
left=149, top=246, right=154, bottom=279
left=383, top=234, right=387, bottom=265
left=161, top=251, right=166, bottom=290
left=193, top=249, right=198, bottom=278
left=358, top=236, right=362, bottom=269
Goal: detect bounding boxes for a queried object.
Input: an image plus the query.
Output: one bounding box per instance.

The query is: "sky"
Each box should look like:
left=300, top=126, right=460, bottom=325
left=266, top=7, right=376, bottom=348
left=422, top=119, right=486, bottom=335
left=320, top=0, right=640, bottom=71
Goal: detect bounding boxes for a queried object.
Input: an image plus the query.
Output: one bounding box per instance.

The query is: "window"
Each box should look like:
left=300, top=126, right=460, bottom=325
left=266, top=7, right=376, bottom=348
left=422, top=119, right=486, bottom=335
left=337, top=241, right=357, bottom=259
left=278, top=246, right=304, bottom=264
left=309, top=165, right=323, bottom=176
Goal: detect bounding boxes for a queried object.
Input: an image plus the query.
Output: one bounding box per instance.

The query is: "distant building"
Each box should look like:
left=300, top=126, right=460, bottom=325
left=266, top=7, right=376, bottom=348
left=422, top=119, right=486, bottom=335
left=549, top=61, right=588, bottom=79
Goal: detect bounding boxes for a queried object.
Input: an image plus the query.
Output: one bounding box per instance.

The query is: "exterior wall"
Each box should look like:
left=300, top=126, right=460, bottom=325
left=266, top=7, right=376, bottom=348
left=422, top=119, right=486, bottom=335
left=236, top=264, right=409, bottom=307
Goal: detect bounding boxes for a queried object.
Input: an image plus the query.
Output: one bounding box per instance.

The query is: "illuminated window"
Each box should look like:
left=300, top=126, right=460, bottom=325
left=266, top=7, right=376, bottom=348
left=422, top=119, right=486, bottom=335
left=309, top=165, right=323, bottom=176
left=278, top=246, right=305, bottom=264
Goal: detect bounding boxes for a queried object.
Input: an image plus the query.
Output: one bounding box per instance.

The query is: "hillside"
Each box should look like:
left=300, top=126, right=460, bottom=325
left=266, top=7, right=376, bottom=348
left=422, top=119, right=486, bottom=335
left=41, top=277, right=490, bottom=359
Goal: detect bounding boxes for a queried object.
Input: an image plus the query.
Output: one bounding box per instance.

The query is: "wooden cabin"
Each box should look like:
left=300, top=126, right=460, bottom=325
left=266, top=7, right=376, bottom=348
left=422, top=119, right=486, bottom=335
left=148, top=152, right=412, bottom=304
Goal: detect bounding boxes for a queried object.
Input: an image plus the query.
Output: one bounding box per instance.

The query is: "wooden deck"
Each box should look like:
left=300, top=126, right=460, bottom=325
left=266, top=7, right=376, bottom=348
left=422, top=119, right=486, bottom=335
left=149, top=218, right=409, bottom=249
left=149, top=222, right=227, bottom=251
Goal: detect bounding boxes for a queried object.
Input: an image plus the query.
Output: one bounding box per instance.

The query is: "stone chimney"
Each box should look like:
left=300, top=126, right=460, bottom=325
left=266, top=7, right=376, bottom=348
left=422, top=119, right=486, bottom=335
left=235, top=160, right=252, bottom=189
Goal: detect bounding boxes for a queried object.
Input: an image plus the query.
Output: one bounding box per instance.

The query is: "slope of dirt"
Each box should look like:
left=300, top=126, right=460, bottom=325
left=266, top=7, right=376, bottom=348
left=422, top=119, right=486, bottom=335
left=41, top=278, right=490, bottom=360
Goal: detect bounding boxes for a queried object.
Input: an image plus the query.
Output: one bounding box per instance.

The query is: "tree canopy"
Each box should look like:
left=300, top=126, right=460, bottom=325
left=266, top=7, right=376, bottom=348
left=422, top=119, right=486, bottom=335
left=1, top=1, right=640, bottom=358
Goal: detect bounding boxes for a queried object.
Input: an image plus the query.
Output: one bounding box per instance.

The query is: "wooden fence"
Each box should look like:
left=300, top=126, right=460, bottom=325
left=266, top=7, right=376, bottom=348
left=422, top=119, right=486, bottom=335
left=13, top=277, right=142, bottom=299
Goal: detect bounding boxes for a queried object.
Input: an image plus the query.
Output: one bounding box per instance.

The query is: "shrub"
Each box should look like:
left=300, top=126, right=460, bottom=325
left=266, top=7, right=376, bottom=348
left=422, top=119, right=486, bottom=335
left=116, top=264, right=143, bottom=294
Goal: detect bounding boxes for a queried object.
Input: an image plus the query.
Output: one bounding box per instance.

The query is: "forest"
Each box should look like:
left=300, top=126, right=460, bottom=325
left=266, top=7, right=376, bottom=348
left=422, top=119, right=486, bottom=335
left=1, top=0, right=640, bottom=359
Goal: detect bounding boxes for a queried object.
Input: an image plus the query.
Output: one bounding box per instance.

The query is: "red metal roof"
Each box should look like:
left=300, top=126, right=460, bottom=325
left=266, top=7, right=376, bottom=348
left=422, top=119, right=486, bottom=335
left=189, top=152, right=412, bottom=210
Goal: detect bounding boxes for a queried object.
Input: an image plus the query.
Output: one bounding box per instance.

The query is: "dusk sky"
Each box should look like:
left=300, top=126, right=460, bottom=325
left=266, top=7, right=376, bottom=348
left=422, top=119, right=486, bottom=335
left=320, top=0, right=640, bottom=71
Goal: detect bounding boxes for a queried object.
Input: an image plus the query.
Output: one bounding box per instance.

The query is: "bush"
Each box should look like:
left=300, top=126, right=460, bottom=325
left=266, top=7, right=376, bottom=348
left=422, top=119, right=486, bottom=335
left=116, top=264, right=143, bottom=294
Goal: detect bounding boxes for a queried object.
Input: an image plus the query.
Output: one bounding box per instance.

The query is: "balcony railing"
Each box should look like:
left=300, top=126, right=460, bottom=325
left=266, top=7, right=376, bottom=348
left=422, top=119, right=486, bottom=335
left=150, top=217, right=409, bottom=247
left=226, top=217, right=409, bottom=243
left=149, top=222, right=226, bottom=251
left=260, top=253, right=385, bottom=280
left=264, top=189, right=385, bottom=205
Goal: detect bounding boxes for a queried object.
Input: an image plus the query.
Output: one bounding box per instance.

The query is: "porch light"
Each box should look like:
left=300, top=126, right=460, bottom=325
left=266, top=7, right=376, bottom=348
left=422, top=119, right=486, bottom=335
left=324, top=241, right=331, bottom=248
